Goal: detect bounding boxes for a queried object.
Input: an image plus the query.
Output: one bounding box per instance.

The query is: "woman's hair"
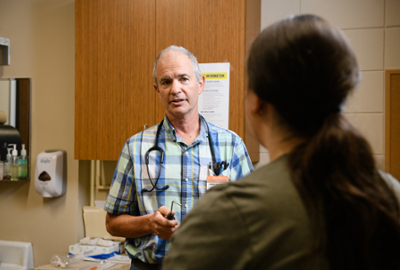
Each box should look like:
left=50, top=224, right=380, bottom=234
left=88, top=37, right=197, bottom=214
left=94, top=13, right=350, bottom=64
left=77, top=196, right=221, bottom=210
left=248, top=14, right=400, bottom=270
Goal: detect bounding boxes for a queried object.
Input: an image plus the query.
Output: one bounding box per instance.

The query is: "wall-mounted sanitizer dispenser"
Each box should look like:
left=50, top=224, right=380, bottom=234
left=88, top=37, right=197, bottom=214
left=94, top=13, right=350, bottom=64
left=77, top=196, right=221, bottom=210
left=35, top=150, right=67, bottom=198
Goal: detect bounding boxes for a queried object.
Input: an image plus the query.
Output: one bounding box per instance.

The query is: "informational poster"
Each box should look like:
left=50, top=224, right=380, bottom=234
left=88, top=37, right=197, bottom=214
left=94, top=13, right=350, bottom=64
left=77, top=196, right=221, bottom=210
left=198, top=62, right=230, bottom=129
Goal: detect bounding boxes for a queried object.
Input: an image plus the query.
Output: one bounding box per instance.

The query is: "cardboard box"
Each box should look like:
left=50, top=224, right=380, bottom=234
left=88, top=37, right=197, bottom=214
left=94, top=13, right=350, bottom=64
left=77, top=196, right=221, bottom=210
left=83, top=206, right=125, bottom=241
left=69, top=242, right=121, bottom=259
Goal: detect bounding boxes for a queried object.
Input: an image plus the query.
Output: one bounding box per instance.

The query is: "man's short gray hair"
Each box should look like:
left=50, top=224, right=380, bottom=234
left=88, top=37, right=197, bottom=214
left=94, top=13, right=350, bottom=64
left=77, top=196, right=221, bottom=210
left=152, top=45, right=202, bottom=87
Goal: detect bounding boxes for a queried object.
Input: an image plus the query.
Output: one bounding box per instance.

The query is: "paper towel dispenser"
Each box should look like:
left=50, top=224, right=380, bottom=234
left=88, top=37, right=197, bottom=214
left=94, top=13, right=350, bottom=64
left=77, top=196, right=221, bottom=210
left=0, top=125, right=22, bottom=161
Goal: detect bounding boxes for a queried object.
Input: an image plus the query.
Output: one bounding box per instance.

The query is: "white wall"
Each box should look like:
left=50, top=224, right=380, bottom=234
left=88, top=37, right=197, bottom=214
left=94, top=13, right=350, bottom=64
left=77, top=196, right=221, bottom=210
left=255, top=0, right=400, bottom=170
left=0, top=0, right=89, bottom=266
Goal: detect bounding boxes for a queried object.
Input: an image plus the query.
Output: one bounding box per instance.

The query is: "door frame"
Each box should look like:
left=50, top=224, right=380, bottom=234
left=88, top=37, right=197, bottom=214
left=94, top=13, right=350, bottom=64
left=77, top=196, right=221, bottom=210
left=385, top=69, right=400, bottom=178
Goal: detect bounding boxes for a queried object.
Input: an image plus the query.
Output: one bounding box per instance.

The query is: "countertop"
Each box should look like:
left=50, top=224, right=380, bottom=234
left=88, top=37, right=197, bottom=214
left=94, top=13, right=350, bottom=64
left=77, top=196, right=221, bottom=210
left=32, top=262, right=130, bottom=270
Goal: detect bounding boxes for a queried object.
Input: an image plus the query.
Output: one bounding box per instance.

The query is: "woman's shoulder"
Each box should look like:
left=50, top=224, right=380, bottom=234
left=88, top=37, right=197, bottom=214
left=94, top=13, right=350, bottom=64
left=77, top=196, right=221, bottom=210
left=207, top=154, right=301, bottom=216
left=231, top=154, right=293, bottom=190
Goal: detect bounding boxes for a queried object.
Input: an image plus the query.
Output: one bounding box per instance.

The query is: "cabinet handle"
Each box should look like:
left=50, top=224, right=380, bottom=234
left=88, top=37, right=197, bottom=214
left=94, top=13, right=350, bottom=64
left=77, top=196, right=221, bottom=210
left=143, top=124, right=148, bottom=131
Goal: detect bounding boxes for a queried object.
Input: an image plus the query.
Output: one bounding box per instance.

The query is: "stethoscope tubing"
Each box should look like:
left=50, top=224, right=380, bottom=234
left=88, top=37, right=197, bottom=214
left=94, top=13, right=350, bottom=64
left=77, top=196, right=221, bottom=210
left=142, top=116, right=228, bottom=193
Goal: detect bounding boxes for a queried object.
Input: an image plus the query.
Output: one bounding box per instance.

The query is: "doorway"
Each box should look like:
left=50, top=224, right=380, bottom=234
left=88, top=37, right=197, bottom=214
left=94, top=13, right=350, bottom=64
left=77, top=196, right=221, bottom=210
left=385, top=69, right=400, bottom=181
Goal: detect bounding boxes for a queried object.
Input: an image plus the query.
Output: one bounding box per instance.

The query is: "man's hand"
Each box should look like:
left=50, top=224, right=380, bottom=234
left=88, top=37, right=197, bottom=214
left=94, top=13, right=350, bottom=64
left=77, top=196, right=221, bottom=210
left=149, top=206, right=179, bottom=239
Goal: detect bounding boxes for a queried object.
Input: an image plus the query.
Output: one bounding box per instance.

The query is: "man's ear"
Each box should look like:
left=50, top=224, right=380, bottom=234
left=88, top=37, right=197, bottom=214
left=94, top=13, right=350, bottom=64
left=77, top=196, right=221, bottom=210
left=198, top=75, right=205, bottom=95
left=154, top=84, right=162, bottom=101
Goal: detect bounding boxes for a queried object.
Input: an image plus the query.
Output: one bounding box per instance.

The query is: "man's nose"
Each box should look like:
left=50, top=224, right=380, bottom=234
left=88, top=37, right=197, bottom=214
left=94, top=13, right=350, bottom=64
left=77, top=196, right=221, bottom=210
left=170, top=79, right=182, bottom=94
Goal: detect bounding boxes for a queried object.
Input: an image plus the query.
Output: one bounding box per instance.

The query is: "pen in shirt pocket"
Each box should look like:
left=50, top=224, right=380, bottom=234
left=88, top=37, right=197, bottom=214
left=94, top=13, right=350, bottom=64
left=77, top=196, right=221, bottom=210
left=208, top=162, right=215, bottom=176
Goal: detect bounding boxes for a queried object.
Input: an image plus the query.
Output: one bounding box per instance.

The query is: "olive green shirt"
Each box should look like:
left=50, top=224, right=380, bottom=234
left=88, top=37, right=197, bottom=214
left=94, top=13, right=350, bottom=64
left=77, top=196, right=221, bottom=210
left=163, top=155, right=400, bottom=270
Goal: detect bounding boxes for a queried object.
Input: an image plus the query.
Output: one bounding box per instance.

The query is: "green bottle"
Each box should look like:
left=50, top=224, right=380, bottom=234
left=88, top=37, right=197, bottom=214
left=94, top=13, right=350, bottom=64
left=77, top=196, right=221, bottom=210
left=18, top=144, right=29, bottom=180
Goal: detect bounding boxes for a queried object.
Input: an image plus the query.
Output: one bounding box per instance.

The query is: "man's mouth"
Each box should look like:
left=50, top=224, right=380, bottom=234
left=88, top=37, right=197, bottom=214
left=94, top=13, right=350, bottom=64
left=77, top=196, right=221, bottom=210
left=170, top=99, right=185, bottom=105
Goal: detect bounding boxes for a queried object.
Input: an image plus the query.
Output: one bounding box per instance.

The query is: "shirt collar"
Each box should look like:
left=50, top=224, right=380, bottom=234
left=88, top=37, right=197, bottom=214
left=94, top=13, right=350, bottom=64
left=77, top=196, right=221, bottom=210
left=162, top=115, right=209, bottom=145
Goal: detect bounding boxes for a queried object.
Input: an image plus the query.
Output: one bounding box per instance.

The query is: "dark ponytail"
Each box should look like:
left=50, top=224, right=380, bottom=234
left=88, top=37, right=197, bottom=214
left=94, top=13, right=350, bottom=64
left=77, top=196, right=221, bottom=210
left=289, top=113, right=400, bottom=269
left=248, top=14, right=400, bottom=269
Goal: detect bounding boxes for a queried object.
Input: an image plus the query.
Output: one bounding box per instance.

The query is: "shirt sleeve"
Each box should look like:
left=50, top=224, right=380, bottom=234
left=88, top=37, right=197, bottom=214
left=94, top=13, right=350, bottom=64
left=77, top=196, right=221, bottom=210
left=229, top=138, right=254, bottom=181
left=104, top=139, right=138, bottom=215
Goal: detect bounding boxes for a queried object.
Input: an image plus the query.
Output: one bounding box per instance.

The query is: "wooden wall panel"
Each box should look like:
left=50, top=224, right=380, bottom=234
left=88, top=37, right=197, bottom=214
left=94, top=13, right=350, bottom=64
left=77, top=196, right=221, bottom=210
left=16, top=78, right=31, bottom=160
left=75, top=0, right=156, bottom=160
left=155, top=0, right=260, bottom=161
left=75, top=0, right=260, bottom=161
left=244, top=0, right=261, bottom=161
left=385, top=70, right=400, bottom=181
left=75, top=0, right=98, bottom=160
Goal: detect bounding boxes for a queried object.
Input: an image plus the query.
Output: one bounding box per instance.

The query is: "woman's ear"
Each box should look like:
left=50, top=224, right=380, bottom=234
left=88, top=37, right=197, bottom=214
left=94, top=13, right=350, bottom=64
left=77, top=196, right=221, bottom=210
left=246, top=90, right=266, bottom=117
left=252, top=94, right=266, bottom=116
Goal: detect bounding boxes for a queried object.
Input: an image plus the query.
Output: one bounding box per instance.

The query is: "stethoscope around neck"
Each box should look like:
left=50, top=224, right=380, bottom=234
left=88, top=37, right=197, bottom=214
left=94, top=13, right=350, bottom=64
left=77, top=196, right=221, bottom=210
left=142, top=116, right=229, bottom=193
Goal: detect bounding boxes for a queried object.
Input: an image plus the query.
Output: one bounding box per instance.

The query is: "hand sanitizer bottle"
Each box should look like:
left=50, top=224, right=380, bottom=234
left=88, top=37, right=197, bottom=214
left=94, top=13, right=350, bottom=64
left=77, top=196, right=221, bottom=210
left=11, top=144, right=19, bottom=181
left=3, top=148, right=12, bottom=180
left=18, top=144, right=29, bottom=180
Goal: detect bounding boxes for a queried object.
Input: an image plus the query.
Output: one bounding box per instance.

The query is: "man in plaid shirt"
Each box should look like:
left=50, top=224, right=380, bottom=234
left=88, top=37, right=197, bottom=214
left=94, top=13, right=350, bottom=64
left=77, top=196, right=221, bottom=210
left=104, top=45, right=253, bottom=270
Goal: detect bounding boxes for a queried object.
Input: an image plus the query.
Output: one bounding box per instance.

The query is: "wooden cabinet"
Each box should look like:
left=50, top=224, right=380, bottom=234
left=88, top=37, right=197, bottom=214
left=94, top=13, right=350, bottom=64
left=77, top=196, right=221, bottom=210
left=75, top=0, right=260, bottom=161
left=75, top=0, right=157, bottom=160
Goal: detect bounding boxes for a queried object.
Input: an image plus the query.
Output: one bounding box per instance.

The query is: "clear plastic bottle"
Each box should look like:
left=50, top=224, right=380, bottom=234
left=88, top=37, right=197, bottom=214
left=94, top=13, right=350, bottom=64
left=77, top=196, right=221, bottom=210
left=50, top=254, right=84, bottom=268
left=18, top=144, right=29, bottom=180
left=10, top=144, right=19, bottom=181
left=3, top=148, right=12, bottom=180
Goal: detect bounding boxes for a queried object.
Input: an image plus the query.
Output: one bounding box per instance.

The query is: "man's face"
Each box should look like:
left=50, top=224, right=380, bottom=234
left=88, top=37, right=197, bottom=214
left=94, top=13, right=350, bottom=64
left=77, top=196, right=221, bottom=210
left=154, top=51, right=204, bottom=121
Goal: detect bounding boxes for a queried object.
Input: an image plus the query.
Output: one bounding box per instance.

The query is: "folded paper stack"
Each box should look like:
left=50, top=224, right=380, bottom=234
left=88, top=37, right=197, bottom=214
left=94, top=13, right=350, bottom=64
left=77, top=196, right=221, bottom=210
left=69, top=237, right=122, bottom=259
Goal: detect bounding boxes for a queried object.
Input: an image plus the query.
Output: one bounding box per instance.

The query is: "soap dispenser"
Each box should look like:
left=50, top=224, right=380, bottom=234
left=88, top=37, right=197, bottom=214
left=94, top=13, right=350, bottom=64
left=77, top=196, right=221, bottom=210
left=10, top=144, right=19, bottom=181
left=18, top=144, right=29, bottom=180
left=3, top=147, right=12, bottom=180
left=35, top=150, right=67, bottom=197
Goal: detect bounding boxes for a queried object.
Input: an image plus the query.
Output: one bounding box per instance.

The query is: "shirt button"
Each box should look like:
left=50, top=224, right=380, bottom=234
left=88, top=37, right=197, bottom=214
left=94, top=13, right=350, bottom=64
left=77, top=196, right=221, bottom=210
left=185, top=178, right=188, bottom=182
left=185, top=204, right=188, bottom=208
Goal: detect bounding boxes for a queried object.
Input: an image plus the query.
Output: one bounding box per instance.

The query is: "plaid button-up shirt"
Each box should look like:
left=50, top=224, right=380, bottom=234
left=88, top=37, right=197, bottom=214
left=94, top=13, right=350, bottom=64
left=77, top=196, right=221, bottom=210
left=104, top=115, right=254, bottom=264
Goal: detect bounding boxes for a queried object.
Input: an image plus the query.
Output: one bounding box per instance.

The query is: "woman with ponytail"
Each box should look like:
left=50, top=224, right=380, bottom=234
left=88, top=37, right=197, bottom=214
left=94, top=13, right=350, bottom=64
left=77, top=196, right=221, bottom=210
left=163, top=14, right=400, bottom=270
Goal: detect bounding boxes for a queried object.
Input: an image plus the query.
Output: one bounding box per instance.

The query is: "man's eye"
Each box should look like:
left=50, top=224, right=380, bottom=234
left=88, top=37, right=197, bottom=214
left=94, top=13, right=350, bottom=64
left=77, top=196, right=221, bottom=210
left=181, top=77, right=188, bottom=82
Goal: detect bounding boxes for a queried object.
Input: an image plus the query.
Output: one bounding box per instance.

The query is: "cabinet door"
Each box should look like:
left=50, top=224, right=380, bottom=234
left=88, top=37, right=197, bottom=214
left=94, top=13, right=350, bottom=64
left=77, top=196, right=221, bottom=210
left=155, top=0, right=260, bottom=161
left=75, top=0, right=157, bottom=160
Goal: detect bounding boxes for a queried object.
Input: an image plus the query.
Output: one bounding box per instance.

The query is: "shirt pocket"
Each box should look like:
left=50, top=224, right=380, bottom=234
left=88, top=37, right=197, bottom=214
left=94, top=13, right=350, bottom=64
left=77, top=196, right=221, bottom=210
left=198, top=165, right=215, bottom=197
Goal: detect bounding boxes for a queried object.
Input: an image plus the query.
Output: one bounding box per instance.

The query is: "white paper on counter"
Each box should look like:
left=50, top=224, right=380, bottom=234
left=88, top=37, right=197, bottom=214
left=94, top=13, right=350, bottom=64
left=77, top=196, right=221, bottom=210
left=198, top=63, right=230, bottom=129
